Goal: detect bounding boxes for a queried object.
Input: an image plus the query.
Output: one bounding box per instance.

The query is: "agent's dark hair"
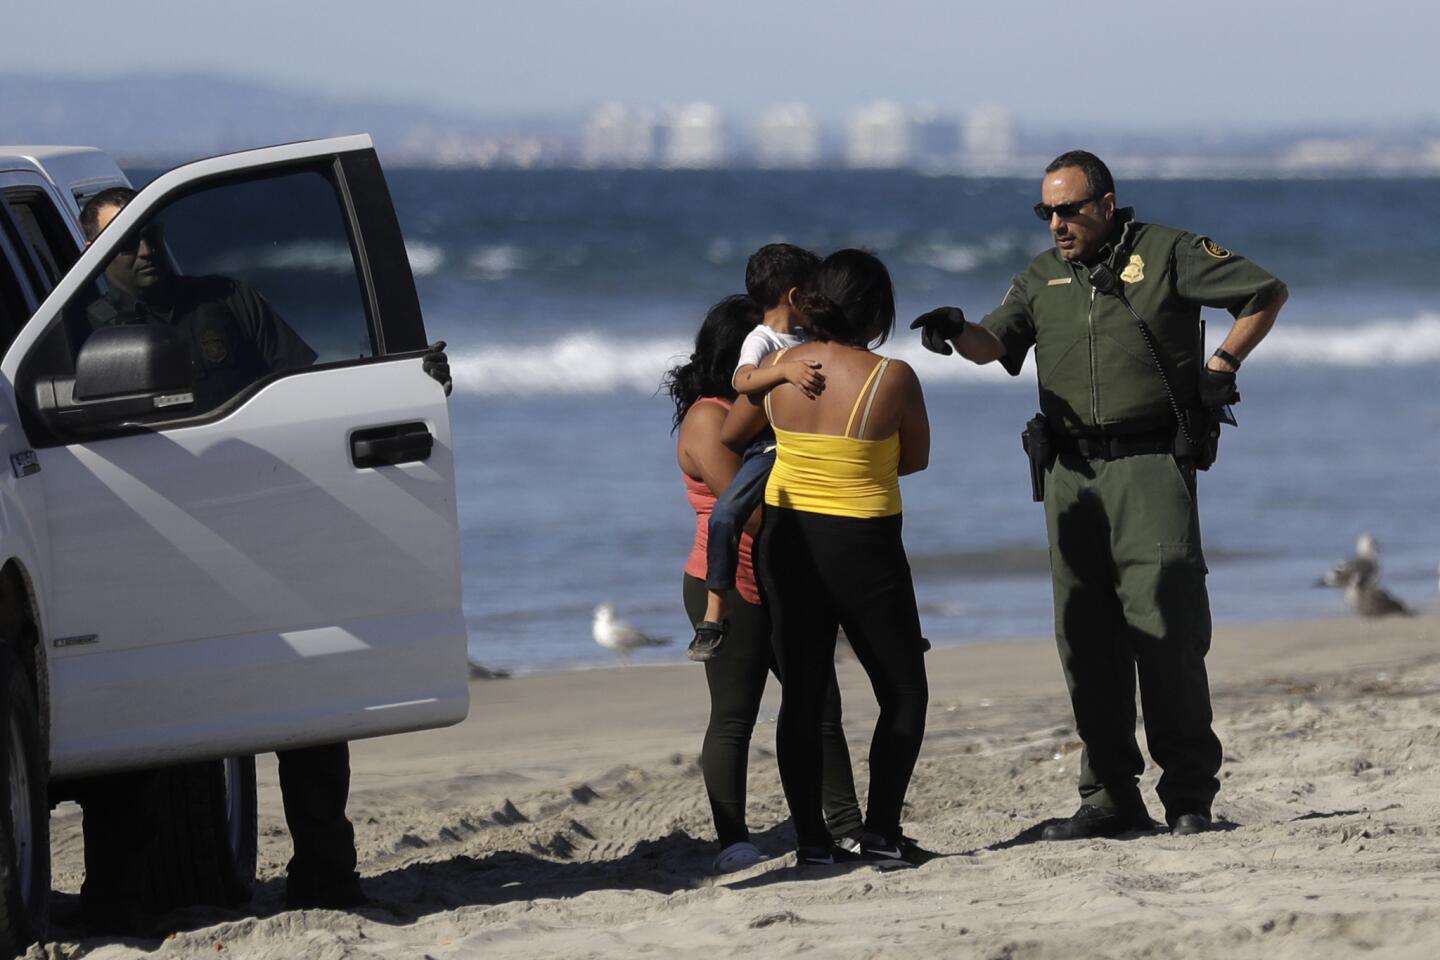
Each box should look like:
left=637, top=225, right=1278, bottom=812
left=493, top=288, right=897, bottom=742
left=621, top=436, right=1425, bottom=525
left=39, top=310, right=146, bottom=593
left=795, top=249, right=895, bottom=349
left=1045, top=150, right=1115, bottom=198
left=664, top=294, right=763, bottom=432
left=79, top=186, right=137, bottom=242
left=744, top=243, right=821, bottom=310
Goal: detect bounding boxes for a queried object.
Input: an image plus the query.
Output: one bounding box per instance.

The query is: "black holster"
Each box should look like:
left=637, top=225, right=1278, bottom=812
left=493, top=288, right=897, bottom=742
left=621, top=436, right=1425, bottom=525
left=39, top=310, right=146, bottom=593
left=1178, top=407, right=1224, bottom=471
left=1021, top=413, right=1055, bottom=502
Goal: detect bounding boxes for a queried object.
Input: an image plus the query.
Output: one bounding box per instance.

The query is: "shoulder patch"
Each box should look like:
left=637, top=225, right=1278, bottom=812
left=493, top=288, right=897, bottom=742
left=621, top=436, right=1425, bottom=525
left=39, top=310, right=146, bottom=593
left=1200, top=238, right=1231, bottom=260
left=1046, top=277, right=1072, bottom=286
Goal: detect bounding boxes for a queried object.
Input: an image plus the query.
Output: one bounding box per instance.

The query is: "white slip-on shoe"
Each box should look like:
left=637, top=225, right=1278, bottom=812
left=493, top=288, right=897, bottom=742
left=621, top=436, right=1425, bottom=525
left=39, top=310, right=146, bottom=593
left=713, top=841, right=765, bottom=873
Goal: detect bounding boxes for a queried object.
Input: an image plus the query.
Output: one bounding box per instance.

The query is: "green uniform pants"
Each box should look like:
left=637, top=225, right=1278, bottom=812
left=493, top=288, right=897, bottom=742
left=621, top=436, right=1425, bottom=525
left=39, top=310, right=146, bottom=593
left=1043, top=452, right=1221, bottom=823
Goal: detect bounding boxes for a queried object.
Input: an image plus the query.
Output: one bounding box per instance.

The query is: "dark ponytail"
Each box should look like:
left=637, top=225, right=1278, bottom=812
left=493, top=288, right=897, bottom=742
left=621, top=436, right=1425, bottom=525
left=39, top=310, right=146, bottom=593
left=664, top=294, right=761, bottom=432
left=795, top=288, right=847, bottom=337
left=797, top=249, right=895, bottom=348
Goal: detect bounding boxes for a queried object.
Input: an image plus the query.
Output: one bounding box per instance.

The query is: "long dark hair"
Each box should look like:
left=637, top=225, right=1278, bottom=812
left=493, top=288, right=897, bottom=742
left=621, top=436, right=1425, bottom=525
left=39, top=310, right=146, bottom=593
left=664, top=294, right=761, bottom=432
left=795, top=249, right=895, bottom=348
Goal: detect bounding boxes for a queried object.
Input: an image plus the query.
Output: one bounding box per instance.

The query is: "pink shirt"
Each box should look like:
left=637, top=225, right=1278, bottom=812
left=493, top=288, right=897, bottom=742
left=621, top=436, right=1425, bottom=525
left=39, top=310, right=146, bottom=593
left=682, top=397, right=761, bottom=605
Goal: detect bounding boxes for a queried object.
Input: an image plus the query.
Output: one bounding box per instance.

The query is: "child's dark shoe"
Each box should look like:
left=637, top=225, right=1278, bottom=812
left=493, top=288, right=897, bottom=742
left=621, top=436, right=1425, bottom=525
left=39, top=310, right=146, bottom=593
left=687, top=620, right=726, bottom=661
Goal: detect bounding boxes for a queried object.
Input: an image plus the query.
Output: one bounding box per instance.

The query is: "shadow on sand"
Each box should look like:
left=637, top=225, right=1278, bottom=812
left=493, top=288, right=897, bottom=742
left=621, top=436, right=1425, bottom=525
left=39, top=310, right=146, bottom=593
left=49, top=811, right=1240, bottom=949
left=978, top=814, right=1239, bottom=852
left=46, top=817, right=982, bottom=949
left=43, top=822, right=776, bottom=948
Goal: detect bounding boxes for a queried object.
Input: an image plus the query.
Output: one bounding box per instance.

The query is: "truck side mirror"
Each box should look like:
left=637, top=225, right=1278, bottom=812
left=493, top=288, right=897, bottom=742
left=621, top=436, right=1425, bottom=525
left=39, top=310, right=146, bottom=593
left=34, top=325, right=195, bottom=435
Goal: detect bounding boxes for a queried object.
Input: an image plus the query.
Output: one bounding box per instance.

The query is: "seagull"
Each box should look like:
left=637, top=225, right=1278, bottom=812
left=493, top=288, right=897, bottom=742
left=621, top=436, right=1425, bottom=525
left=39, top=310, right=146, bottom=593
left=1333, top=565, right=1412, bottom=618
left=592, top=604, right=670, bottom=657
left=1318, top=532, right=1380, bottom=588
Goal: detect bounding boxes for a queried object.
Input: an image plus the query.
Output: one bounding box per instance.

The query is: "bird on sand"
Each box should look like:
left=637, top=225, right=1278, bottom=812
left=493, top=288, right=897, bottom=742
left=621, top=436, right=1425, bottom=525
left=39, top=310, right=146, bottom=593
left=1333, top=565, right=1412, bottom=618
left=592, top=604, right=670, bottom=657
left=1317, top=533, right=1381, bottom=589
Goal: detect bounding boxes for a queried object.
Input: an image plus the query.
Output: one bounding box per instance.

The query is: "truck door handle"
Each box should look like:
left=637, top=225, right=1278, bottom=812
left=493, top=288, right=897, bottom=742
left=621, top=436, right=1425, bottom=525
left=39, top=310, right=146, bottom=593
left=351, top=422, right=434, bottom=468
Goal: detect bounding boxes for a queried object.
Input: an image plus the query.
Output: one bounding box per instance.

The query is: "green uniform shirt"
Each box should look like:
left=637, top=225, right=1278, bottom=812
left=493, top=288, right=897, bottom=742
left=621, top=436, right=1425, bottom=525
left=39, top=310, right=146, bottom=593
left=981, top=209, right=1286, bottom=435
left=86, top=275, right=317, bottom=410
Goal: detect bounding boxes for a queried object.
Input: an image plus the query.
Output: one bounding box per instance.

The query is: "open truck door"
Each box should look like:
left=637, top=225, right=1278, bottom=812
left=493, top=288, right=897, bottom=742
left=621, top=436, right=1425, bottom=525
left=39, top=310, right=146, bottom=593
left=3, top=136, right=468, bottom=778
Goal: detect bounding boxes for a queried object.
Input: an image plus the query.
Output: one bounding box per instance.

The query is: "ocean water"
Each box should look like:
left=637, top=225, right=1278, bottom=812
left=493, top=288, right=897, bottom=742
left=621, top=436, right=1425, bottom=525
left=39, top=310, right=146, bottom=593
left=144, top=169, right=1440, bottom=671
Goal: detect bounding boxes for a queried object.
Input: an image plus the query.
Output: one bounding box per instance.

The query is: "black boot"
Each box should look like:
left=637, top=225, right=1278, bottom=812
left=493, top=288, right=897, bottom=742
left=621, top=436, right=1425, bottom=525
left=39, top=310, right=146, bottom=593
left=1041, top=805, right=1151, bottom=841
left=1170, top=813, right=1213, bottom=836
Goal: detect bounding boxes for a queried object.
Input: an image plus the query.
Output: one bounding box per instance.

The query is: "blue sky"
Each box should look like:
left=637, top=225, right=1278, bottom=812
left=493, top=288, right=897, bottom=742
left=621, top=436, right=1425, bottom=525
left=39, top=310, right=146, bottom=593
left=8, top=0, right=1434, bottom=130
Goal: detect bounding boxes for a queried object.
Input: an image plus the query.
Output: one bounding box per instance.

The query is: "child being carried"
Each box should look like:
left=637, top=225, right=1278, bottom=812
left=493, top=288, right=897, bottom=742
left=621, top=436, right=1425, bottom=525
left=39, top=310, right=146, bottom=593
left=688, top=243, right=827, bottom=661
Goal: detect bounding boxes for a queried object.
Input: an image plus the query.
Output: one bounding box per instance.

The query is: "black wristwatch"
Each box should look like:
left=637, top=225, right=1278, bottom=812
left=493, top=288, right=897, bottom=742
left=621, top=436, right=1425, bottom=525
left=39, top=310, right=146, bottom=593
left=1211, top=348, right=1241, bottom=371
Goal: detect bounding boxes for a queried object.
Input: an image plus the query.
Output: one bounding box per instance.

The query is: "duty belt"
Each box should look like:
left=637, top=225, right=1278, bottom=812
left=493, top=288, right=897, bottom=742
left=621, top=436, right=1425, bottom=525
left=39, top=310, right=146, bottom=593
left=1051, top=430, right=1176, bottom=461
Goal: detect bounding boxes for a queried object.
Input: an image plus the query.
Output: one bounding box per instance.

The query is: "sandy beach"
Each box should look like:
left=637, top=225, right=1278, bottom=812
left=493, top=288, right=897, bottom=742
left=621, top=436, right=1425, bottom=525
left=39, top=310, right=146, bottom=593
left=37, top=611, right=1440, bottom=959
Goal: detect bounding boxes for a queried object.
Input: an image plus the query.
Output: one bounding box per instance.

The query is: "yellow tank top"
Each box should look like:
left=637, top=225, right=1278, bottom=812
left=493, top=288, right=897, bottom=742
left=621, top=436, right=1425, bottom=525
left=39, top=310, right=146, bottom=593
left=764, top=354, right=902, bottom=519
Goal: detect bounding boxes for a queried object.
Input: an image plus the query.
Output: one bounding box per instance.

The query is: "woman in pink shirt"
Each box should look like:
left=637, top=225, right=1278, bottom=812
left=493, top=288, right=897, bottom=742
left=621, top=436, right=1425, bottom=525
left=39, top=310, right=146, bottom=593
left=666, top=294, right=863, bottom=874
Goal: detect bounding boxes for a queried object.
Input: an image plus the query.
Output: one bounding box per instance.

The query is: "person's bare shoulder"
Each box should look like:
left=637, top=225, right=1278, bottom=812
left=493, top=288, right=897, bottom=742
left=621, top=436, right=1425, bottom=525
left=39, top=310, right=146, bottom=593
left=884, top=355, right=916, bottom=377
left=681, top=398, right=729, bottom=433
left=878, top=356, right=922, bottom=398
left=678, top=399, right=728, bottom=470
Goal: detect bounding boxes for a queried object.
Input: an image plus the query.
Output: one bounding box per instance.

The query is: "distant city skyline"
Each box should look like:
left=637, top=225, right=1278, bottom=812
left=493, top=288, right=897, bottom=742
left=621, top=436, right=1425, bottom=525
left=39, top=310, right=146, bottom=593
left=6, top=0, right=1439, bottom=131
left=4, top=71, right=1437, bottom=176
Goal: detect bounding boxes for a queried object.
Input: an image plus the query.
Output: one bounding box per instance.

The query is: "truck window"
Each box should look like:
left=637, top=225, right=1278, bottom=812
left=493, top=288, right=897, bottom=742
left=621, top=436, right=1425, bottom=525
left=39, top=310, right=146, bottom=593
left=1, top=189, right=79, bottom=296
left=28, top=164, right=379, bottom=430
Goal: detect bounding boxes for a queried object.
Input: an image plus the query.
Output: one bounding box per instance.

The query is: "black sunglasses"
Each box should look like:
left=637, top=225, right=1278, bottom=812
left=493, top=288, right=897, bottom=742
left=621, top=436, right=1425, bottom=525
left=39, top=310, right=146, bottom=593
left=115, top=223, right=165, bottom=255
left=1033, top=195, right=1099, bottom=221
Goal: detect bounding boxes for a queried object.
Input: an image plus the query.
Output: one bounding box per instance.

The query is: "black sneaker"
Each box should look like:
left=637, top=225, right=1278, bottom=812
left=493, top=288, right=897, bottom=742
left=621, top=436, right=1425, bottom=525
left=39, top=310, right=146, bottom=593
left=857, top=830, right=936, bottom=865
left=687, top=620, right=726, bottom=661
left=1041, top=805, right=1151, bottom=841
left=796, top=842, right=859, bottom=866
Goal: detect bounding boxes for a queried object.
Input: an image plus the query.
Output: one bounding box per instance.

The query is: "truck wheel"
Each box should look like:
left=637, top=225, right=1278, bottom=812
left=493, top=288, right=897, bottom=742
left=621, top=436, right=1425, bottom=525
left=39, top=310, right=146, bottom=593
left=0, top=648, right=49, bottom=960
left=145, top=756, right=257, bottom=909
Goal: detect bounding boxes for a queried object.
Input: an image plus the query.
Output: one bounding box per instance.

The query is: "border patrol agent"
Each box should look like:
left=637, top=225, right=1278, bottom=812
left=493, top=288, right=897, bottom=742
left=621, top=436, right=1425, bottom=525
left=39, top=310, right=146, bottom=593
left=87, top=273, right=317, bottom=411
left=912, top=151, right=1287, bottom=839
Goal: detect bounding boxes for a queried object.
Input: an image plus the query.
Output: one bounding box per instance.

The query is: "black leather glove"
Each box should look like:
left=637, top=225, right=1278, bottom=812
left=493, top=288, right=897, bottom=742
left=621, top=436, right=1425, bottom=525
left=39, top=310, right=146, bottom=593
left=422, top=340, right=452, bottom=397
left=909, top=307, right=968, bottom=355
left=1198, top=366, right=1239, bottom=407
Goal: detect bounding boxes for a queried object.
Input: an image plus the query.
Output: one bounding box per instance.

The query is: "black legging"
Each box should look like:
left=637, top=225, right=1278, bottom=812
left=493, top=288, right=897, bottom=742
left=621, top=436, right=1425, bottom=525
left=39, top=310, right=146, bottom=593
left=759, top=506, right=928, bottom=849
left=682, top=574, right=863, bottom=848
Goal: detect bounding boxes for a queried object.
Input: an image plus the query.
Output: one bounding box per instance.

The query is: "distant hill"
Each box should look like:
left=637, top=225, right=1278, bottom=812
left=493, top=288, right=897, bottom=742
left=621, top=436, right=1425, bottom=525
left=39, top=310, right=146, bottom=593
left=0, top=72, right=565, bottom=165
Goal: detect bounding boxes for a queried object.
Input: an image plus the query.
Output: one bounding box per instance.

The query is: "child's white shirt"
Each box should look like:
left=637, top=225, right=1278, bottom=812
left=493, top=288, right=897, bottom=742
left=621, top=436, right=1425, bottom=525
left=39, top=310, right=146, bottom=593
left=732, top=324, right=812, bottom=389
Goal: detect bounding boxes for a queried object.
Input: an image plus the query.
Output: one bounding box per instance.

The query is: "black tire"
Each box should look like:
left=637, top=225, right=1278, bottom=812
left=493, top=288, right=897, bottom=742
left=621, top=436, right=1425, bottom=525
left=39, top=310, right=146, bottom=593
left=143, top=756, right=258, bottom=910
left=0, top=647, right=49, bottom=960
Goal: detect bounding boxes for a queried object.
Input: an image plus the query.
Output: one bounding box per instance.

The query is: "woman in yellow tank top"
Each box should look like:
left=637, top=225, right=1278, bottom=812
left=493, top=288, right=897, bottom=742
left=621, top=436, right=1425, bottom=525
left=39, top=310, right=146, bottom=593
left=724, top=248, right=933, bottom=866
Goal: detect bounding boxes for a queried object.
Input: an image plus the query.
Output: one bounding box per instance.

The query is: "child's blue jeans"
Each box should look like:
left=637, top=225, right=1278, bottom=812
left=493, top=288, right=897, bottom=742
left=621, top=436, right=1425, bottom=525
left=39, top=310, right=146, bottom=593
left=705, top=439, right=776, bottom=594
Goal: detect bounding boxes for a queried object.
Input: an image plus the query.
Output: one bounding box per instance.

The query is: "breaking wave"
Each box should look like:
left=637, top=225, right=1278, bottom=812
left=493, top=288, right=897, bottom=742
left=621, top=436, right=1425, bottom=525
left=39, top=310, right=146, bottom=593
left=448, top=314, right=1440, bottom=396
left=200, top=239, right=449, bottom=278
left=467, top=245, right=525, bottom=280
left=207, top=241, right=355, bottom=274
left=405, top=241, right=444, bottom=276
left=1230, top=313, right=1440, bottom=366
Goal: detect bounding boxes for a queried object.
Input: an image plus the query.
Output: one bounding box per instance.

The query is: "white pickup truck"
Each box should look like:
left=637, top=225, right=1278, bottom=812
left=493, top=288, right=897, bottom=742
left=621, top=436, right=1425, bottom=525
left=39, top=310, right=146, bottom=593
left=0, top=137, right=469, bottom=956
